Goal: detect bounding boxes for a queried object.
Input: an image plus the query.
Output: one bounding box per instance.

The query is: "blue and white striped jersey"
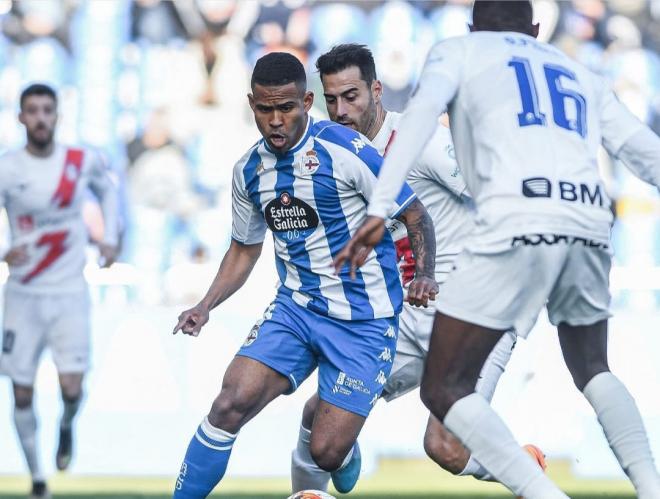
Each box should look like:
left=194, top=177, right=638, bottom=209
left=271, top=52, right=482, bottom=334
left=231, top=117, right=417, bottom=320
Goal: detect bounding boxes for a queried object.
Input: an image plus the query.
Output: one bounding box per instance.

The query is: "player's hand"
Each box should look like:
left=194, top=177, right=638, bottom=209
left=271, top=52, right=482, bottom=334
left=406, top=275, right=438, bottom=308
left=98, top=243, right=119, bottom=268
left=3, top=245, right=28, bottom=266
left=173, top=304, right=210, bottom=337
left=334, top=216, right=386, bottom=279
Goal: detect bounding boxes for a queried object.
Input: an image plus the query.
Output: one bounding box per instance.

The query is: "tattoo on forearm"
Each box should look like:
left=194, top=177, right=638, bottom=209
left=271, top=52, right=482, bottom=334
left=398, top=200, right=436, bottom=278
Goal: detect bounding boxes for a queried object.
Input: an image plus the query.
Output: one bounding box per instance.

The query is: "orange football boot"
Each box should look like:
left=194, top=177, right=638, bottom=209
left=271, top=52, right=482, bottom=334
left=516, top=444, right=548, bottom=499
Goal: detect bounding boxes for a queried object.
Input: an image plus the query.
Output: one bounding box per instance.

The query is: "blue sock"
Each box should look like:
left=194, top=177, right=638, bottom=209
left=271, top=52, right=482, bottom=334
left=173, top=417, right=237, bottom=498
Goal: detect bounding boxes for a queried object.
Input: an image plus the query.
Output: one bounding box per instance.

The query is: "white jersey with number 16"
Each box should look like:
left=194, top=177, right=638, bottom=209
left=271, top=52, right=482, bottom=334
left=368, top=31, right=660, bottom=250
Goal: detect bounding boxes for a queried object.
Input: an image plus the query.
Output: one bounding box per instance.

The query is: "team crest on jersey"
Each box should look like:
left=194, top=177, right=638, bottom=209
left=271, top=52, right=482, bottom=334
left=243, top=324, right=259, bottom=347
left=299, top=150, right=320, bottom=176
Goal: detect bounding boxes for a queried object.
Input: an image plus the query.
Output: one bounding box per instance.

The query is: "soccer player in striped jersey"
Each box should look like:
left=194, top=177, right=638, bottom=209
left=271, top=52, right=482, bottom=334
left=0, top=84, right=120, bottom=499
left=337, top=2, right=660, bottom=498
left=171, top=52, right=438, bottom=499
left=290, top=44, right=540, bottom=496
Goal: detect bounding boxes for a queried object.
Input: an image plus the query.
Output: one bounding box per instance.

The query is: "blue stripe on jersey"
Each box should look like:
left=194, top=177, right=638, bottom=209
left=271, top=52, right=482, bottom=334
left=242, top=147, right=264, bottom=209
left=313, top=122, right=383, bottom=177
left=373, top=229, right=404, bottom=316
left=314, top=141, right=374, bottom=320
left=314, top=121, right=417, bottom=217
left=274, top=157, right=329, bottom=316
left=275, top=251, right=293, bottom=296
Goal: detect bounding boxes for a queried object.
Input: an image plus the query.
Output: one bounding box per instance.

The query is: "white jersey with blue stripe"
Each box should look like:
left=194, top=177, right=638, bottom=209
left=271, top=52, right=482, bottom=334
left=231, top=117, right=417, bottom=320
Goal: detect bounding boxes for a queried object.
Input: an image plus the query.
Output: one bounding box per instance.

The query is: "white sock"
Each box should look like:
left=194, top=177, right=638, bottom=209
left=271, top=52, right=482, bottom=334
left=444, top=393, right=567, bottom=499
left=459, top=454, right=493, bottom=481
left=291, top=425, right=330, bottom=493
left=14, top=406, right=44, bottom=482
left=583, top=372, right=660, bottom=498
left=61, top=396, right=82, bottom=430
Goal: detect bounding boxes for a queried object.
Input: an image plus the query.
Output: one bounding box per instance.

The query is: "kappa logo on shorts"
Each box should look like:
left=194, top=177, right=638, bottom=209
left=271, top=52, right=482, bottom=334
left=2, top=330, right=15, bottom=354
left=378, top=347, right=393, bottom=362
left=375, top=371, right=387, bottom=385
left=383, top=325, right=396, bottom=338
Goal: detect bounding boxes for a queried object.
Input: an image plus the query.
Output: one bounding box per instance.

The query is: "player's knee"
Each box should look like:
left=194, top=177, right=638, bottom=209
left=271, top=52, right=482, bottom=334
left=14, top=392, right=33, bottom=409
left=13, top=385, right=33, bottom=409
left=61, top=385, right=82, bottom=403
left=309, top=438, right=348, bottom=472
left=208, top=387, right=256, bottom=433
left=420, top=380, right=471, bottom=422
left=420, top=382, right=454, bottom=421
left=59, top=376, right=83, bottom=401
left=423, top=430, right=467, bottom=475
left=574, top=366, right=610, bottom=393
left=301, top=395, right=318, bottom=429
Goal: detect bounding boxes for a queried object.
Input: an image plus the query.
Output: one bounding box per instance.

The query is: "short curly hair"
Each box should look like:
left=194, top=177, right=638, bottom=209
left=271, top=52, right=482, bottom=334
left=251, top=52, right=307, bottom=91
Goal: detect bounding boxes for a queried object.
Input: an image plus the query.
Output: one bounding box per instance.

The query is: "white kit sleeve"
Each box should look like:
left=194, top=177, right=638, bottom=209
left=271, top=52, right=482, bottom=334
left=88, top=150, right=120, bottom=246
left=367, top=38, right=465, bottom=218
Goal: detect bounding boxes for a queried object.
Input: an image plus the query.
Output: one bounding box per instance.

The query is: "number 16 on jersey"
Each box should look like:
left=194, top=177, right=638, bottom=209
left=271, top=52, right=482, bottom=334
left=508, top=57, right=587, bottom=139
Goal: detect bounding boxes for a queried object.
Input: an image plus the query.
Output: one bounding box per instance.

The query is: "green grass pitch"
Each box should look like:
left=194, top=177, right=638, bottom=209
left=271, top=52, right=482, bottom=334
left=0, top=458, right=634, bottom=498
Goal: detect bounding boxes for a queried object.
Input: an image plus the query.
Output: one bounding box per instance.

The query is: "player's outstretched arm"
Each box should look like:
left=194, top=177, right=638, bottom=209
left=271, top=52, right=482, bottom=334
left=395, top=199, right=438, bottom=307
left=599, top=86, right=660, bottom=190
left=615, top=127, right=660, bottom=191
left=173, top=239, right=263, bottom=336
left=88, top=150, right=121, bottom=266
left=367, top=41, right=461, bottom=221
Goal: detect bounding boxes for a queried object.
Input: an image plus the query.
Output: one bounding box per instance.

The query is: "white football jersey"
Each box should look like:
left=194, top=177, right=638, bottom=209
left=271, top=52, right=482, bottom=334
left=0, top=144, right=119, bottom=294
left=369, top=31, right=660, bottom=249
left=374, top=112, right=474, bottom=283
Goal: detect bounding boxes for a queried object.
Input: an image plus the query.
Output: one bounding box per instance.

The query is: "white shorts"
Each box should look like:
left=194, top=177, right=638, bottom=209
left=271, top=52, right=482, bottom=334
left=0, top=288, right=91, bottom=386
left=383, top=301, right=516, bottom=401
left=436, top=236, right=612, bottom=339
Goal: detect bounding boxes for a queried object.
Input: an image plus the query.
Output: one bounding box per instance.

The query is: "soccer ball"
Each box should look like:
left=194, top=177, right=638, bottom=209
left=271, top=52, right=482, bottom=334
left=286, top=491, right=336, bottom=499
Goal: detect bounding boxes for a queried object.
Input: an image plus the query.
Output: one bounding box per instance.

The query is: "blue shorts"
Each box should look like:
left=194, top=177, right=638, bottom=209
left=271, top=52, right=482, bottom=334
left=237, top=293, right=398, bottom=417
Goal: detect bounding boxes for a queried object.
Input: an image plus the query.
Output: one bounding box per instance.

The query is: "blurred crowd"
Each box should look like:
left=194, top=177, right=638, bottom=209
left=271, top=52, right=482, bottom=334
left=0, top=0, right=658, bottom=305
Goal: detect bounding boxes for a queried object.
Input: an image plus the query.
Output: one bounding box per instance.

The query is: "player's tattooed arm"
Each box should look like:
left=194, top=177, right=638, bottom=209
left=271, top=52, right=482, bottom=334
left=396, top=199, right=438, bottom=307
left=173, top=240, right=263, bottom=336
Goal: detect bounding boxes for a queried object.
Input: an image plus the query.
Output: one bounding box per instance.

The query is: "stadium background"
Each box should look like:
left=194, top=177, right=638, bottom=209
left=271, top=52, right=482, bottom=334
left=0, top=0, right=659, bottom=496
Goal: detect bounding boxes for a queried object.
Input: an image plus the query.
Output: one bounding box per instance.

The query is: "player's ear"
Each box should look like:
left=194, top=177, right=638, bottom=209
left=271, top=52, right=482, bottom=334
left=531, top=23, right=540, bottom=38
left=247, top=93, right=255, bottom=111
left=303, top=91, right=314, bottom=112
left=372, top=79, right=383, bottom=103
left=18, top=111, right=25, bottom=125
